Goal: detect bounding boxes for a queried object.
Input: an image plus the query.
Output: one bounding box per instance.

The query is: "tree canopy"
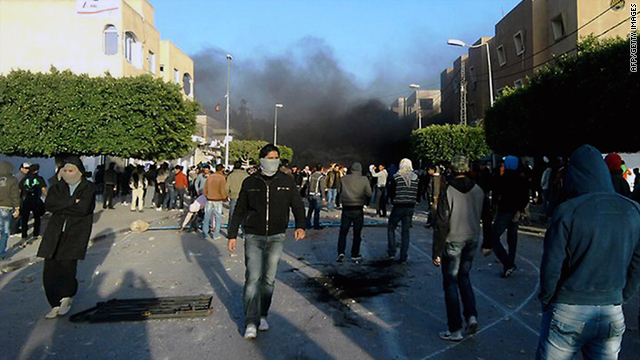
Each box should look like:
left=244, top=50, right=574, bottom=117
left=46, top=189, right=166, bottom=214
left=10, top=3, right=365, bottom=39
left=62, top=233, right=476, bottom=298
left=484, top=35, right=638, bottom=157
left=0, top=68, right=199, bottom=160
left=410, top=124, right=491, bottom=165
left=229, top=140, right=293, bottom=165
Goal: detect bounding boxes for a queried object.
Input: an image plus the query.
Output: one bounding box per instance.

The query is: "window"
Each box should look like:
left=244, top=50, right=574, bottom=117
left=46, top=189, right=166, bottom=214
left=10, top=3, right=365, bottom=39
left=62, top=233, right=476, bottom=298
left=124, top=31, right=142, bottom=67
left=148, top=51, right=155, bottom=74
left=497, top=45, right=507, bottom=66
left=159, top=64, right=164, bottom=72
left=420, top=98, right=433, bottom=110
left=513, top=31, right=525, bottom=55
left=551, top=15, right=565, bottom=41
left=174, top=68, right=179, bottom=84
left=514, top=79, right=523, bottom=88
left=104, top=25, right=117, bottom=55
left=183, top=73, right=192, bottom=97
left=469, top=66, right=477, bottom=84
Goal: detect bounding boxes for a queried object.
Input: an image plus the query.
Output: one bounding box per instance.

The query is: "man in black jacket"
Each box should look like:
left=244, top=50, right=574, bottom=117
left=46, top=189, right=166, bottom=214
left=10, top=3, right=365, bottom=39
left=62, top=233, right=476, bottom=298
left=227, top=144, right=306, bottom=340
left=489, top=156, right=529, bottom=278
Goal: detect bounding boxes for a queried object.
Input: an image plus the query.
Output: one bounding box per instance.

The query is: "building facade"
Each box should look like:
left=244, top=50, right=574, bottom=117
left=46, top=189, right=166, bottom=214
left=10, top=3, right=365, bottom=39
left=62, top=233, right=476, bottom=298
left=0, top=0, right=194, bottom=98
left=442, top=0, right=631, bottom=125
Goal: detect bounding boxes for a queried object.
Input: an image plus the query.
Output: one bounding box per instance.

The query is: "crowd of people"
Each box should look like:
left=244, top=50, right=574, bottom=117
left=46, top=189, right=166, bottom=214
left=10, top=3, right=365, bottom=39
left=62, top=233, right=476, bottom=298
left=1, top=144, right=639, bottom=359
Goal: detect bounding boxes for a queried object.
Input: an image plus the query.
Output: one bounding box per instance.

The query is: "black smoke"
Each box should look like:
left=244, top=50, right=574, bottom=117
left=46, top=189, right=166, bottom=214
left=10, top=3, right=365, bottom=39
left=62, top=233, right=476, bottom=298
left=192, top=37, right=413, bottom=167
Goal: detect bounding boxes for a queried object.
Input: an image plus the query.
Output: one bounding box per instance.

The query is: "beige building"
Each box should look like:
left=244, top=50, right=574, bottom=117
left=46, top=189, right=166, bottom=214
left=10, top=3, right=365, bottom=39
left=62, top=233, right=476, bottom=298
left=441, top=0, right=631, bottom=125
left=0, top=0, right=194, bottom=98
left=405, top=89, right=442, bottom=125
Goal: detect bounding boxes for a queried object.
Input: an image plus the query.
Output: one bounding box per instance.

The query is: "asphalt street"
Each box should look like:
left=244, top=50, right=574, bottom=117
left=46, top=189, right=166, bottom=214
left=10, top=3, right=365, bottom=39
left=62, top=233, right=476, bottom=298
left=1, top=201, right=638, bottom=360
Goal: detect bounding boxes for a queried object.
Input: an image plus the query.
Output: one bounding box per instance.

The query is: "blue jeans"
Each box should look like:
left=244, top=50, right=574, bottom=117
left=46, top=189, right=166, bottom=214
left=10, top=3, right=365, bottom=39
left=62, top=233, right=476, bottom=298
left=327, top=189, right=337, bottom=210
left=0, top=209, right=12, bottom=257
left=387, top=206, right=414, bottom=260
left=491, top=212, right=519, bottom=271
left=203, top=201, right=223, bottom=238
left=306, top=195, right=322, bottom=229
left=163, top=185, right=176, bottom=209
left=243, top=233, right=286, bottom=326
left=536, top=304, right=625, bottom=360
left=441, top=239, right=478, bottom=332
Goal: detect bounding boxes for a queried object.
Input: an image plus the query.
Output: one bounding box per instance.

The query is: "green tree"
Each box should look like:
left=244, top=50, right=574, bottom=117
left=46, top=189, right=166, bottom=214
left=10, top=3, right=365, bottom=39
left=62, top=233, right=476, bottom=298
left=229, top=140, right=293, bottom=165
left=410, top=124, right=491, bottom=165
left=0, top=68, right=199, bottom=160
left=485, top=35, right=638, bottom=156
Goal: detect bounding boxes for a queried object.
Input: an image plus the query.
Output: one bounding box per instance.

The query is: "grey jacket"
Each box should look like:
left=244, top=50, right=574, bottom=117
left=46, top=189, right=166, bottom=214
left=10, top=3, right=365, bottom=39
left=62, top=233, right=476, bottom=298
left=339, top=163, right=372, bottom=207
left=0, top=162, right=20, bottom=209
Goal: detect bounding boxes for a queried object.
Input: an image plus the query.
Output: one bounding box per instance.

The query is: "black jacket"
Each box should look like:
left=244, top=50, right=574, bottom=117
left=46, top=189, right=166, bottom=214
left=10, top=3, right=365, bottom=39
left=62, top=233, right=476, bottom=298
left=493, top=171, right=529, bottom=214
left=37, top=178, right=96, bottom=260
left=228, top=171, right=306, bottom=238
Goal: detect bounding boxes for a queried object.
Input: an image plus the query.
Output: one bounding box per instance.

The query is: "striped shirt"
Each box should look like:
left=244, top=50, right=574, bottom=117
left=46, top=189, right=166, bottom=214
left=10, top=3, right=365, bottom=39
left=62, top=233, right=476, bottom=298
left=391, top=172, right=419, bottom=206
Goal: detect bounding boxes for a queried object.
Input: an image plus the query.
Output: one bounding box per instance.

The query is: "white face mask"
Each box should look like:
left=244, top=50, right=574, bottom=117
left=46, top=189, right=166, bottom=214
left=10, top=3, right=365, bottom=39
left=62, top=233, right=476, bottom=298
left=260, top=158, right=280, bottom=177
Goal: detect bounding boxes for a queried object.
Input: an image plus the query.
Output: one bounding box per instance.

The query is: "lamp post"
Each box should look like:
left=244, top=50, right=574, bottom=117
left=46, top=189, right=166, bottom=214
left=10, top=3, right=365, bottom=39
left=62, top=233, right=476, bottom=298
left=273, top=103, right=283, bottom=145
left=447, top=39, right=494, bottom=107
left=409, top=84, right=422, bottom=128
left=225, top=54, right=232, bottom=169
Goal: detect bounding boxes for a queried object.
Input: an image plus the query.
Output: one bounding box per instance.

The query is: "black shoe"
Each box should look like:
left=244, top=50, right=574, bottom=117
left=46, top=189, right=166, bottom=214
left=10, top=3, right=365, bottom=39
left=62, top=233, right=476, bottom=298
left=314, top=226, right=325, bottom=230
left=336, top=254, right=345, bottom=262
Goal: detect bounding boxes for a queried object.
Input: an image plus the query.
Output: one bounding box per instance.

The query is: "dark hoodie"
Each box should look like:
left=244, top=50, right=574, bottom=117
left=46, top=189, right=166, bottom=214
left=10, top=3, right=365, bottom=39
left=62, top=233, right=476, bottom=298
left=432, top=175, right=485, bottom=260
left=0, top=161, right=20, bottom=208
left=339, top=162, right=372, bottom=207
left=539, top=145, right=640, bottom=308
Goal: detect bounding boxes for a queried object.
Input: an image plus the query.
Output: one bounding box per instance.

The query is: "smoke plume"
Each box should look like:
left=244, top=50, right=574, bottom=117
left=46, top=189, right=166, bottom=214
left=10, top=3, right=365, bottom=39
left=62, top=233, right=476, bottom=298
left=193, top=37, right=413, bottom=167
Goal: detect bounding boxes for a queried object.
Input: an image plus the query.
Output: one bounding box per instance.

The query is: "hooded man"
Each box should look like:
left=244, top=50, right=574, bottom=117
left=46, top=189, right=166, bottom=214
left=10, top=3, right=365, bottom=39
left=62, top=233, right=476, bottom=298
left=336, top=162, right=372, bottom=262
left=489, top=156, right=530, bottom=278
left=386, top=158, right=419, bottom=263
left=433, top=156, right=486, bottom=341
left=0, top=162, right=21, bottom=259
left=37, top=156, right=96, bottom=319
left=604, top=153, right=631, bottom=197
left=227, top=144, right=306, bottom=340
left=536, top=144, right=640, bottom=359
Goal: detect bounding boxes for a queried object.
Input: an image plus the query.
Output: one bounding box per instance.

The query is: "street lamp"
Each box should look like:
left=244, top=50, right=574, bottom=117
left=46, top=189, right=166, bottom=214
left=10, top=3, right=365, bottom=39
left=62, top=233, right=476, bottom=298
left=273, top=103, right=284, bottom=146
left=225, top=54, right=233, bottom=169
left=447, top=39, right=494, bottom=107
left=409, top=84, right=422, bottom=128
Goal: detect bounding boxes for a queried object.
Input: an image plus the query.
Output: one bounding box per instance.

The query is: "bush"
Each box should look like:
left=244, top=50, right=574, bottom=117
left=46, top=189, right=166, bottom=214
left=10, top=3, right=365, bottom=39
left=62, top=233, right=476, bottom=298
left=410, top=124, right=490, bottom=165
left=0, top=68, right=199, bottom=160
left=485, top=35, right=639, bottom=156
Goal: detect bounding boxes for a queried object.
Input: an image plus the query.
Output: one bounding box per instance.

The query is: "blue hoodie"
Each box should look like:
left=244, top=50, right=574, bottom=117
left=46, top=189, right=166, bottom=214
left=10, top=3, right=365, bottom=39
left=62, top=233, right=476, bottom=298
left=539, top=144, right=640, bottom=307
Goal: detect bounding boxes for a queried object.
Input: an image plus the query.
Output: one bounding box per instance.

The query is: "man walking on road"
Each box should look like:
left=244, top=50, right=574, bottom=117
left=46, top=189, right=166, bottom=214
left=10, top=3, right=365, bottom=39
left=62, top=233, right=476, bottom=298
left=336, top=162, right=371, bottom=263
left=386, top=159, right=419, bottom=263
left=203, top=164, right=227, bottom=240
left=536, top=144, right=640, bottom=360
left=433, top=156, right=485, bottom=342
left=489, top=156, right=529, bottom=278
left=227, top=144, right=306, bottom=340
left=227, top=160, right=248, bottom=225
left=371, top=164, right=388, bottom=217
left=306, top=164, right=326, bottom=230
left=0, top=162, right=21, bottom=260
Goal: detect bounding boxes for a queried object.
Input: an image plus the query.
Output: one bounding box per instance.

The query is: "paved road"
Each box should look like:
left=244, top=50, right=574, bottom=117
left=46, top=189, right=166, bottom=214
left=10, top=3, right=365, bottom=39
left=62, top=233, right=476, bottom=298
left=1, top=202, right=638, bottom=359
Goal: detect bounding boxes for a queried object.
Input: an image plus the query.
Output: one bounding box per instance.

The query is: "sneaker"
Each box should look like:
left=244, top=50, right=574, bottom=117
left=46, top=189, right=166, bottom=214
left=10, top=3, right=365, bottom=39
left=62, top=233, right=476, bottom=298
left=336, top=254, right=345, bottom=262
left=466, top=316, right=479, bottom=334
left=58, top=297, right=73, bottom=316
left=439, top=330, right=463, bottom=342
left=385, top=255, right=395, bottom=261
left=259, top=317, right=269, bottom=331
left=244, top=324, right=257, bottom=339
left=45, top=307, right=60, bottom=319
left=351, top=255, right=362, bottom=263
left=156, top=207, right=162, bottom=212
left=502, top=266, right=517, bottom=278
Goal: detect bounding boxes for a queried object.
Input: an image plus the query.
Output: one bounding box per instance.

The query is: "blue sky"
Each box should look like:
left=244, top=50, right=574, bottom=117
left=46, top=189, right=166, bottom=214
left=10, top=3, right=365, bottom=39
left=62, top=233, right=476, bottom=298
left=154, top=0, right=522, bottom=101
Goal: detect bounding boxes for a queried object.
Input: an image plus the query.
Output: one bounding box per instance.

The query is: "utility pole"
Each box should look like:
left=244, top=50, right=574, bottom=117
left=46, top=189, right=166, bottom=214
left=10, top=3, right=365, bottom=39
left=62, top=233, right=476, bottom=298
left=460, top=60, right=467, bottom=125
